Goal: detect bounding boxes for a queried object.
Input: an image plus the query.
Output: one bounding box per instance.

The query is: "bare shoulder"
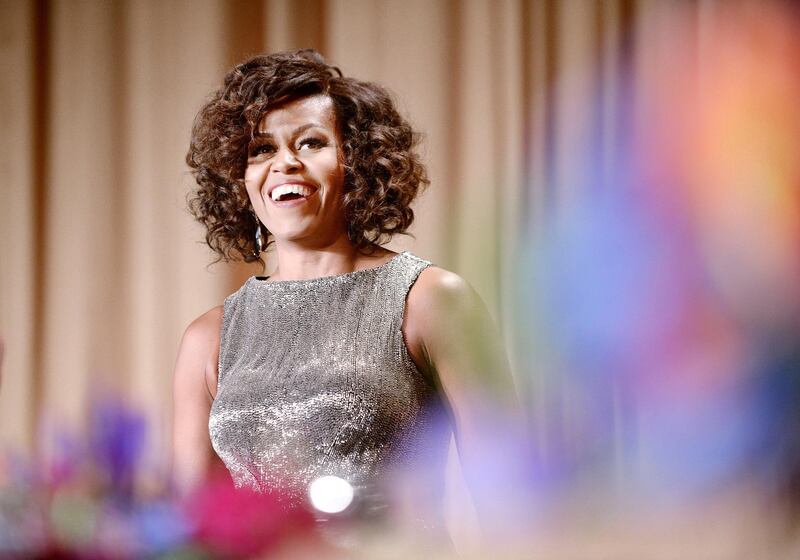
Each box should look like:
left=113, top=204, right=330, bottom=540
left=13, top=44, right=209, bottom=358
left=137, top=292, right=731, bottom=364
left=174, top=305, right=224, bottom=400
left=408, top=266, right=480, bottom=313
left=404, top=266, right=487, bottom=363
left=183, top=305, right=224, bottom=345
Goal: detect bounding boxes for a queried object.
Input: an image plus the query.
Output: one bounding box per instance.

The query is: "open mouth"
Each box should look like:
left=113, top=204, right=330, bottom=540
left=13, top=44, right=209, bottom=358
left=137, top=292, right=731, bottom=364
left=270, top=183, right=317, bottom=203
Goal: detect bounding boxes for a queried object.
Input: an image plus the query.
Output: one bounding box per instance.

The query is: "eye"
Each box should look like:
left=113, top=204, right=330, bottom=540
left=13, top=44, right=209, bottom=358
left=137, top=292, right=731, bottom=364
left=249, top=142, right=275, bottom=158
left=297, top=137, right=327, bottom=151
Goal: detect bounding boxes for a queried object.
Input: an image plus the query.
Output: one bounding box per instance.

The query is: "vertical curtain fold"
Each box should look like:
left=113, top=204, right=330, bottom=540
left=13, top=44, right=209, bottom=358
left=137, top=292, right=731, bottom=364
left=0, top=0, right=37, bottom=449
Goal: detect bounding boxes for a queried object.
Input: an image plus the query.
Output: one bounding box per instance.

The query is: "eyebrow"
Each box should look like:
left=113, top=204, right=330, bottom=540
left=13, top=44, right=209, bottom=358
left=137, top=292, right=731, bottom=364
left=253, top=123, right=325, bottom=139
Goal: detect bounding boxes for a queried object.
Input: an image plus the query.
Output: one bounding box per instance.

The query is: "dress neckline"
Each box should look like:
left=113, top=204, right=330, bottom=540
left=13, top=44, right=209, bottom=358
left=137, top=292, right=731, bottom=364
left=250, top=251, right=407, bottom=288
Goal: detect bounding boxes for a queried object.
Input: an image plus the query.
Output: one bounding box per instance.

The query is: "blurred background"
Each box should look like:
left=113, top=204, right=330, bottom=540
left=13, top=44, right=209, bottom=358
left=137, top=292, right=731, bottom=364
left=1, top=0, right=800, bottom=557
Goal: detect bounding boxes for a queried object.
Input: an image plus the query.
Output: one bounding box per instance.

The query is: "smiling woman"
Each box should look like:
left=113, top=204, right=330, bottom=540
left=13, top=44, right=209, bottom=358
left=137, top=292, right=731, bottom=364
left=174, top=49, right=516, bottom=549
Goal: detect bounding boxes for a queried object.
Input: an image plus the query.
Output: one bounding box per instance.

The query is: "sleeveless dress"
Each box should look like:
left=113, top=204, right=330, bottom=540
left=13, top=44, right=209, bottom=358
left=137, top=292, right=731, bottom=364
left=209, top=251, right=451, bottom=522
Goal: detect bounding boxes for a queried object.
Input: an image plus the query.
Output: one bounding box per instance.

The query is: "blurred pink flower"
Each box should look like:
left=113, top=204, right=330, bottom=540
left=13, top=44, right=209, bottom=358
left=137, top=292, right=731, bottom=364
left=183, top=470, right=316, bottom=558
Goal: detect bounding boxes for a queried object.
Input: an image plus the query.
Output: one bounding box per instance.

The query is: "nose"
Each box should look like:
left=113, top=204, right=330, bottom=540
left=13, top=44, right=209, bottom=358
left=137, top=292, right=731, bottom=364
left=272, top=146, right=303, bottom=174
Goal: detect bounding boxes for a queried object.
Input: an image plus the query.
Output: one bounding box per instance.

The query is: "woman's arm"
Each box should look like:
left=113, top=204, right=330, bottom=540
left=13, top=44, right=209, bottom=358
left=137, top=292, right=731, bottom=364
left=171, top=305, right=223, bottom=495
left=405, top=267, right=523, bottom=535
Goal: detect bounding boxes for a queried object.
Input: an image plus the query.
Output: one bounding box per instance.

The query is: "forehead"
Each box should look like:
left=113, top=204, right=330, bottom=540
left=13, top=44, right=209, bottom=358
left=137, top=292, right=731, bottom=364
left=257, top=95, right=336, bottom=133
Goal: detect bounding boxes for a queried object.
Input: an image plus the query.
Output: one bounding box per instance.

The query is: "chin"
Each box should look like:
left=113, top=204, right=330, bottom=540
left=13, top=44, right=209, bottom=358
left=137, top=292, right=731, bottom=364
left=271, top=227, right=319, bottom=244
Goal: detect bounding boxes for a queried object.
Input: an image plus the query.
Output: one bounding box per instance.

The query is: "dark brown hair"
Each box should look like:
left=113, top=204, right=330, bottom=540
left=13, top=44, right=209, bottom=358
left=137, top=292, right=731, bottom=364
left=186, top=49, right=429, bottom=264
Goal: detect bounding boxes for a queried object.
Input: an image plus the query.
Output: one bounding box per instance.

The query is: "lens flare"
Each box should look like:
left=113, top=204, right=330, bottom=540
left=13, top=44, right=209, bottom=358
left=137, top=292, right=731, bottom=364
left=308, top=475, right=354, bottom=514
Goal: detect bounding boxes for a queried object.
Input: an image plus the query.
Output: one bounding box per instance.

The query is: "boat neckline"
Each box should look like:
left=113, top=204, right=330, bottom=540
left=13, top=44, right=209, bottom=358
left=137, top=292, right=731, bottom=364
left=250, top=251, right=408, bottom=286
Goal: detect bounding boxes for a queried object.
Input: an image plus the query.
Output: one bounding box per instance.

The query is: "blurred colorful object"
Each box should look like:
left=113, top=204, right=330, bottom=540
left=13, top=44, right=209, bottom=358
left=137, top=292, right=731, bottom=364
left=185, top=471, right=315, bottom=558
left=512, top=3, right=800, bottom=553
left=0, top=395, right=315, bottom=559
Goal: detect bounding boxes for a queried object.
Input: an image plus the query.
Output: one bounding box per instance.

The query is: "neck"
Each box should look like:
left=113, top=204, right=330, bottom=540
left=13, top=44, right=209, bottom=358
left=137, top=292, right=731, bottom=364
left=267, top=236, right=368, bottom=281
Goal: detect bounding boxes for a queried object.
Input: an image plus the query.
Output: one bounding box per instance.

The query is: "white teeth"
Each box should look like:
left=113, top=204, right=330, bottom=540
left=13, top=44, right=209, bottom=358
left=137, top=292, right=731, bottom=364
left=270, top=184, right=314, bottom=201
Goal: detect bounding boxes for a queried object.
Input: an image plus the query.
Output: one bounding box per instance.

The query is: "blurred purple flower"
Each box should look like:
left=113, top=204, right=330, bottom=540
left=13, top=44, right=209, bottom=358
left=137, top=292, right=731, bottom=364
left=88, top=395, right=145, bottom=499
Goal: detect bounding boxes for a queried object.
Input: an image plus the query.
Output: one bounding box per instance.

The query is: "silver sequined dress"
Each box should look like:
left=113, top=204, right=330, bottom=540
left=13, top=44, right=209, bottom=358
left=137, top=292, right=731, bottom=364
left=209, top=251, right=451, bottom=518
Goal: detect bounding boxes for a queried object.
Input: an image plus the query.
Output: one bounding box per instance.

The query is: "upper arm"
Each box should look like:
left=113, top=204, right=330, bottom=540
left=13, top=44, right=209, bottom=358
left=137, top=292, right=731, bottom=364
left=404, top=267, right=518, bottom=436
left=172, top=305, right=223, bottom=494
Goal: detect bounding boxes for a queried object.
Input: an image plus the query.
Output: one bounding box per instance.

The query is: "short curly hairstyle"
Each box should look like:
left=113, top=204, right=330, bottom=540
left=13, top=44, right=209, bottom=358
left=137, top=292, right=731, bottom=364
left=186, top=49, right=429, bottom=264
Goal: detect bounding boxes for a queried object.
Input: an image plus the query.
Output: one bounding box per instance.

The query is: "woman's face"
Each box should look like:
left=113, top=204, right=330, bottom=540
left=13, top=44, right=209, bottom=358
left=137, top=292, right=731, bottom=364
left=245, top=95, right=346, bottom=247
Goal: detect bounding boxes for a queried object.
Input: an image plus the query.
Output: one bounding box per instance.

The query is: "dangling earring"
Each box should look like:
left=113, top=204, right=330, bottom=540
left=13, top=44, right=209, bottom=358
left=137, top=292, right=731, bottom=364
left=254, top=218, right=265, bottom=256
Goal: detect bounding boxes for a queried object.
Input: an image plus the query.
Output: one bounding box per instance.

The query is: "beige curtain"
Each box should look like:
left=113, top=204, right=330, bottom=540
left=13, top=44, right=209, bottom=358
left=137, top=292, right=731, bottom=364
left=1, top=0, right=717, bottom=462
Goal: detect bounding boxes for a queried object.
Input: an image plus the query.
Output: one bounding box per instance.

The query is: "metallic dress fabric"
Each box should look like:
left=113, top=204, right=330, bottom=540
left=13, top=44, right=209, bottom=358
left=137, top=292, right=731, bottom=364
left=209, top=251, right=450, bottom=519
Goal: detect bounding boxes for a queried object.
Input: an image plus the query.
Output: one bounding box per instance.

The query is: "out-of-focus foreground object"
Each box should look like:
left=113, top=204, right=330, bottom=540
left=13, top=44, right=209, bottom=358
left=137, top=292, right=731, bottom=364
left=509, top=1, right=800, bottom=558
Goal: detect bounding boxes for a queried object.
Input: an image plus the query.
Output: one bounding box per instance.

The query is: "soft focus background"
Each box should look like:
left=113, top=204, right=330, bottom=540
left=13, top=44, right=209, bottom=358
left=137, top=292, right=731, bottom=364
left=2, top=0, right=800, bottom=557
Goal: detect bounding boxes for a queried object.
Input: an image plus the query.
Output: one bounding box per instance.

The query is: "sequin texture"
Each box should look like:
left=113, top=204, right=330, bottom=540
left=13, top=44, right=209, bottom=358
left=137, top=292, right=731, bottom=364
left=209, top=252, right=450, bottom=515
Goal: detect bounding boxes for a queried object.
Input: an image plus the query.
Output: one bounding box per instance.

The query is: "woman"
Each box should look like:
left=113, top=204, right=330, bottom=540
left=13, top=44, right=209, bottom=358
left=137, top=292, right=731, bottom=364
left=172, top=49, right=514, bottom=530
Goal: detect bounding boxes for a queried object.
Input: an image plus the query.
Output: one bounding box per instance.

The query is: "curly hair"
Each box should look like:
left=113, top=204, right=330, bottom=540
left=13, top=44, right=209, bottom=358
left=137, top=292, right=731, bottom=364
left=186, top=49, right=429, bottom=264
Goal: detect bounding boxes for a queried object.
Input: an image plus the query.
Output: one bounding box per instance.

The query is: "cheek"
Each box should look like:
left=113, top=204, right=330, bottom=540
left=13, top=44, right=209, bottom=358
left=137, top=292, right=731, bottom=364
left=244, top=165, right=259, bottom=186
left=323, top=158, right=345, bottom=191
left=244, top=166, right=266, bottom=202
left=244, top=183, right=259, bottom=207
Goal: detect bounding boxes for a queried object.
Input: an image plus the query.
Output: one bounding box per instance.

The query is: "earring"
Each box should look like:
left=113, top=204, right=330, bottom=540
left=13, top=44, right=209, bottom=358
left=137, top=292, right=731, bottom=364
left=255, top=220, right=265, bottom=255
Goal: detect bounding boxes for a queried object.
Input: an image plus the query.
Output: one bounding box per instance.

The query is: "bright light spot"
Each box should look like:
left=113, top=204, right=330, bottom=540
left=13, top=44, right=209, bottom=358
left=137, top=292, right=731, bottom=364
left=308, top=475, right=354, bottom=513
